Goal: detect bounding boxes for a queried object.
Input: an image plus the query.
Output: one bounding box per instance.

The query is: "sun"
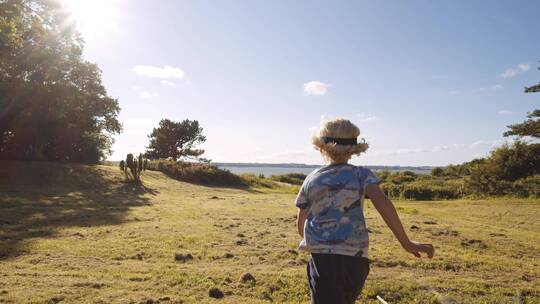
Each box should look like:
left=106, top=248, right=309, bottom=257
left=62, top=0, right=120, bottom=40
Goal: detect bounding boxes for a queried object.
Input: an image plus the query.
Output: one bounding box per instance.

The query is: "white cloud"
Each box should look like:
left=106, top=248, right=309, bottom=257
left=448, top=90, right=459, bottom=95
left=139, top=91, right=157, bottom=99
left=500, top=63, right=530, bottom=78
left=473, top=84, right=504, bottom=93
left=132, top=65, right=185, bottom=79
left=379, top=145, right=450, bottom=155
left=304, top=81, right=329, bottom=96
left=357, top=113, right=377, bottom=123
left=160, top=80, right=176, bottom=86
left=470, top=139, right=510, bottom=148
left=497, top=110, right=513, bottom=115
left=473, top=87, right=486, bottom=93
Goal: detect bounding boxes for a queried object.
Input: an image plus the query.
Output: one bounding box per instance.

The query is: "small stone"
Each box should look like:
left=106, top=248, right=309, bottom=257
left=209, top=287, right=224, bottom=299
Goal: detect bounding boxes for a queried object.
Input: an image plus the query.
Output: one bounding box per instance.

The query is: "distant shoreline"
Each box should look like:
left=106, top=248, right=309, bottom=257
left=212, top=162, right=434, bottom=172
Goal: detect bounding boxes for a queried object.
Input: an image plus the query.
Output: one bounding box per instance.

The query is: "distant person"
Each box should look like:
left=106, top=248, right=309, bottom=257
left=295, top=118, right=434, bottom=304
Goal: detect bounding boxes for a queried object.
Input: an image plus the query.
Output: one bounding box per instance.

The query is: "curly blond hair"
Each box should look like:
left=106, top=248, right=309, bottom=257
left=312, top=118, right=369, bottom=164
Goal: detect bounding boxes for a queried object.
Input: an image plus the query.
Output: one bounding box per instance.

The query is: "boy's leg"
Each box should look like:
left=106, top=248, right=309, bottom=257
left=307, top=253, right=370, bottom=304
left=340, top=255, right=370, bottom=303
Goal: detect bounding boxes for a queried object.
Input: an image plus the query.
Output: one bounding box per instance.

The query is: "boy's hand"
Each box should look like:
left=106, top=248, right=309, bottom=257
left=402, top=241, right=434, bottom=258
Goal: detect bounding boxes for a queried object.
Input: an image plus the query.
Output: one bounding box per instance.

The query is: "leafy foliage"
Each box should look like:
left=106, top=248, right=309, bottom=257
left=0, top=0, right=121, bottom=163
left=524, top=61, right=540, bottom=93
left=145, top=119, right=206, bottom=161
left=503, top=109, right=540, bottom=139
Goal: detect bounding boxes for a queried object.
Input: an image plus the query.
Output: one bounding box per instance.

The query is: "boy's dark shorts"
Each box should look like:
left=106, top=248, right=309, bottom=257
left=307, top=253, right=370, bottom=304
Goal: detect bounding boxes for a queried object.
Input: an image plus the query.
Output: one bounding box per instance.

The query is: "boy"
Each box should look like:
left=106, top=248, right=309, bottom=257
left=296, top=118, right=434, bottom=304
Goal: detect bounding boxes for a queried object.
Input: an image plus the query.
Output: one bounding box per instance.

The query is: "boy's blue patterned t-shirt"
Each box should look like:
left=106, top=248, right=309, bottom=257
left=295, top=164, right=380, bottom=257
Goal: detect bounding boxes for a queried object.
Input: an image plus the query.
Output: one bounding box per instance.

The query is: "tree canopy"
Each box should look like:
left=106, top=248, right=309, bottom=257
left=504, top=109, right=540, bottom=139
left=0, top=0, right=121, bottom=163
left=504, top=62, right=539, bottom=139
left=145, top=119, right=206, bottom=161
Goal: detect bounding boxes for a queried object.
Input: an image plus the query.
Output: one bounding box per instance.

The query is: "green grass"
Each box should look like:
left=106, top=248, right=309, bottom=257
left=0, top=161, right=539, bottom=303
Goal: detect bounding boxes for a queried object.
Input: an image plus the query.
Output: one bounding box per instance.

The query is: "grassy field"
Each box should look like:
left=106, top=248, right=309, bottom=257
left=0, top=161, right=539, bottom=304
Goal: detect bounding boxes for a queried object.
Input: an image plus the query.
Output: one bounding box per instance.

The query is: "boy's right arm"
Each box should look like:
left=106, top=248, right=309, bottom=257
left=366, top=184, right=434, bottom=258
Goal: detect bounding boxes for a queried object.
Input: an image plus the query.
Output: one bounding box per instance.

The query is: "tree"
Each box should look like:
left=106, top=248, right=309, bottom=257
left=503, top=109, right=540, bottom=139
left=0, top=0, right=121, bottom=163
left=145, top=119, right=206, bottom=161
left=524, top=61, right=540, bottom=93
left=505, top=61, right=539, bottom=138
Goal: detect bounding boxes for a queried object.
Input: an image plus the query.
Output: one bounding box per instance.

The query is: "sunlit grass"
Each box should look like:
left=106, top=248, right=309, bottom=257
left=0, top=162, right=538, bottom=303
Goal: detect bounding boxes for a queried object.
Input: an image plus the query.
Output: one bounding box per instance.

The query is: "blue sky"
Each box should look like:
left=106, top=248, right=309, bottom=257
left=74, top=0, right=540, bottom=166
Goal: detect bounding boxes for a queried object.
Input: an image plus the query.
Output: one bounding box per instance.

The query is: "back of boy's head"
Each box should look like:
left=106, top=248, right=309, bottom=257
left=312, top=118, right=369, bottom=164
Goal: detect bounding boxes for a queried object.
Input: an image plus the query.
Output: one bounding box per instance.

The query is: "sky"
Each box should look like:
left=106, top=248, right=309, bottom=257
left=70, top=0, right=540, bottom=166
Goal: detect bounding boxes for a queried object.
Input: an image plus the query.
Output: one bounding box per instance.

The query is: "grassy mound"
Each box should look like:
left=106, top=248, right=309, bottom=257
left=145, top=160, right=299, bottom=191
left=146, top=160, right=247, bottom=187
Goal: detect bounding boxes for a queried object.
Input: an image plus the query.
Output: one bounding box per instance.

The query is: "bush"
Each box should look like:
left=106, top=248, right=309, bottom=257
left=386, top=171, right=418, bottom=184
left=431, top=167, right=444, bottom=177
left=512, top=175, right=540, bottom=198
left=147, top=160, right=247, bottom=187
left=400, top=181, right=461, bottom=200
left=380, top=182, right=404, bottom=199
left=381, top=178, right=465, bottom=200
left=270, top=173, right=307, bottom=185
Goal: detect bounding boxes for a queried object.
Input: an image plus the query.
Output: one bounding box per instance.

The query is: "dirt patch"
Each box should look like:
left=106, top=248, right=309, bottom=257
left=47, top=295, right=65, bottom=304
left=235, top=239, right=248, bottom=245
left=73, top=282, right=106, bottom=289
left=461, top=239, right=487, bottom=249
left=174, top=253, right=193, bottom=262
left=430, top=228, right=459, bottom=237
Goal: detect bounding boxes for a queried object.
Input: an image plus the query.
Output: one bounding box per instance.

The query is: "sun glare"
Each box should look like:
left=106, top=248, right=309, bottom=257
left=62, top=0, right=120, bottom=40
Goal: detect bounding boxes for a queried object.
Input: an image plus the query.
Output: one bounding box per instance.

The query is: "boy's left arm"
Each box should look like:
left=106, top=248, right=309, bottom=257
left=366, top=184, right=434, bottom=258
left=296, top=208, right=308, bottom=237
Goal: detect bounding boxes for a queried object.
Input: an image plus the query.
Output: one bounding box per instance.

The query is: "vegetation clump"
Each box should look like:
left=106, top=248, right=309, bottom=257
left=208, top=287, right=224, bottom=299
left=270, top=173, right=307, bottom=185
left=147, top=160, right=246, bottom=187
left=240, top=272, right=256, bottom=283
